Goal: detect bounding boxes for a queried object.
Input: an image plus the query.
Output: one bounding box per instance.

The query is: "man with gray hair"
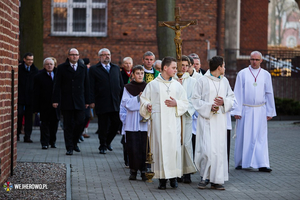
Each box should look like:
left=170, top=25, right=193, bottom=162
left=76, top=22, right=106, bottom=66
left=121, top=57, right=133, bottom=84
left=89, top=48, right=124, bottom=154
left=142, top=51, right=159, bottom=83
left=232, top=51, right=276, bottom=172
left=153, top=60, right=162, bottom=72
left=34, top=58, right=59, bottom=149
left=189, top=53, right=206, bottom=75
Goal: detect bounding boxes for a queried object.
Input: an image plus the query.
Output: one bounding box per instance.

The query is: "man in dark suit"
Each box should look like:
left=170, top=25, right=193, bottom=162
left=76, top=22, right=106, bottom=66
left=34, top=58, right=60, bottom=149
left=53, top=48, right=90, bottom=155
left=89, top=48, right=124, bottom=154
left=17, top=52, right=38, bottom=142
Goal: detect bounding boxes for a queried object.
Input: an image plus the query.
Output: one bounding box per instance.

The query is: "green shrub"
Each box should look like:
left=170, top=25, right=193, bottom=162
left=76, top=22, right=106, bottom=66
left=275, top=97, right=300, bottom=115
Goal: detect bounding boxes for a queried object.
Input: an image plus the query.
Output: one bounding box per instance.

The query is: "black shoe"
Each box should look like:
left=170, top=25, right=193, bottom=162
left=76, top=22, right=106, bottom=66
left=106, top=145, right=113, bottom=151
left=42, top=146, right=48, bottom=149
left=183, top=174, right=191, bottom=183
left=177, top=177, right=183, bottom=182
left=158, top=179, right=167, bottom=190
left=259, top=167, right=272, bottom=172
left=66, top=150, right=73, bottom=155
left=24, top=139, right=33, bottom=143
left=170, top=178, right=178, bottom=188
left=50, top=144, right=57, bottom=148
left=129, top=174, right=137, bottom=180
left=99, top=149, right=106, bottom=154
left=74, top=146, right=80, bottom=152
left=235, top=166, right=242, bottom=170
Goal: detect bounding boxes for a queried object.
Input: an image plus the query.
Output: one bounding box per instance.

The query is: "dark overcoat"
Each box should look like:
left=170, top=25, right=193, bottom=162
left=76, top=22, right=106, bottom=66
left=53, top=59, right=90, bottom=110
left=33, top=68, right=60, bottom=121
left=89, top=62, right=124, bottom=115
left=18, top=62, right=38, bottom=105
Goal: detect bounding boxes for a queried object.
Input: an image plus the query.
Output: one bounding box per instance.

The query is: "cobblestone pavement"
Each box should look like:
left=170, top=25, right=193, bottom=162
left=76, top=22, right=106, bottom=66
left=16, top=120, right=300, bottom=200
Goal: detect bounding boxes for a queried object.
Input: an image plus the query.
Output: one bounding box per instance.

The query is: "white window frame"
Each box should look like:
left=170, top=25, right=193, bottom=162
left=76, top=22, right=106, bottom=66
left=51, top=0, right=107, bottom=37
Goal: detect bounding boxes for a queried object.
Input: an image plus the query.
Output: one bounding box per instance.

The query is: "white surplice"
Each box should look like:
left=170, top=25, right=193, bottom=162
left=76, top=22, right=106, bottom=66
left=191, top=69, right=202, bottom=135
left=174, top=73, right=197, bottom=174
left=121, top=88, right=147, bottom=132
left=232, top=66, right=276, bottom=169
left=191, top=68, right=202, bottom=80
left=140, top=76, right=189, bottom=179
left=191, top=70, right=235, bottom=184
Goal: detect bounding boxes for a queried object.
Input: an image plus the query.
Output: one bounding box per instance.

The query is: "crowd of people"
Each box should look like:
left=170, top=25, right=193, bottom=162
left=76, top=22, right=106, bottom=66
left=17, top=48, right=276, bottom=190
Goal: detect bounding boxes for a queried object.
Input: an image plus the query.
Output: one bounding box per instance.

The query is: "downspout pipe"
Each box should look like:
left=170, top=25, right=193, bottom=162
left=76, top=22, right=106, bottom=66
left=217, top=0, right=223, bottom=55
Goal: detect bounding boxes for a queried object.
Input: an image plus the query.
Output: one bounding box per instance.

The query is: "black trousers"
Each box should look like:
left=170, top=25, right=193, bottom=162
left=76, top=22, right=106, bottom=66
left=40, top=120, right=59, bottom=146
left=126, top=131, right=147, bottom=172
left=192, top=134, right=196, bottom=160
left=83, top=106, right=91, bottom=128
left=121, top=135, right=129, bottom=166
left=227, top=130, right=231, bottom=169
left=97, top=111, right=120, bottom=149
left=62, top=110, right=85, bottom=151
left=17, top=104, right=33, bottom=140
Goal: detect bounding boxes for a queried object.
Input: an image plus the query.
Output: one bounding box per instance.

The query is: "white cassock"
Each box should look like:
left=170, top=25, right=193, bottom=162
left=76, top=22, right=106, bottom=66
left=140, top=76, right=189, bottom=179
left=191, top=70, right=235, bottom=184
left=174, top=73, right=197, bottom=174
left=232, top=65, right=276, bottom=169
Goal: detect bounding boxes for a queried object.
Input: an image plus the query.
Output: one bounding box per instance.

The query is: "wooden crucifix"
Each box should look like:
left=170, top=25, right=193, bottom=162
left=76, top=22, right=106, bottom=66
left=159, top=7, right=197, bottom=78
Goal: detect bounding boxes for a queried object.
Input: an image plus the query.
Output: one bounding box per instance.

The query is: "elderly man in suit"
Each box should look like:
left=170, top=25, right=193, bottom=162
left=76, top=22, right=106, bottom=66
left=89, top=48, right=124, bottom=154
left=34, top=58, right=60, bottom=149
left=53, top=48, right=90, bottom=155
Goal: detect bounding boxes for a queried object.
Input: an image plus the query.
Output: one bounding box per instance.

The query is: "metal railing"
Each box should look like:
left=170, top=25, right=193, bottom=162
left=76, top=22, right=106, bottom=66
left=224, top=49, right=300, bottom=101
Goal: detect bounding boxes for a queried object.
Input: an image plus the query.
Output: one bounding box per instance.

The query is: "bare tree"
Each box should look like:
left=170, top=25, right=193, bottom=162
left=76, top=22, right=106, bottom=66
left=269, top=0, right=299, bottom=46
left=20, top=0, right=43, bottom=68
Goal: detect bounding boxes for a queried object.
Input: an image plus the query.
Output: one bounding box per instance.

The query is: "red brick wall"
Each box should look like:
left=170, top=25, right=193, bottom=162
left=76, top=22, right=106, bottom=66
left=43, top=0, right=225, bottom=70
left=240, top=0, right=268, bottom=53
left=0, top=0, right=19, bottom=185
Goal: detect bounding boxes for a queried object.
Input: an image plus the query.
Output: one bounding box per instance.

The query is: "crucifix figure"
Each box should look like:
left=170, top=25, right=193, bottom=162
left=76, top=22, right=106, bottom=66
left=159, top=7, right=197, bottom=77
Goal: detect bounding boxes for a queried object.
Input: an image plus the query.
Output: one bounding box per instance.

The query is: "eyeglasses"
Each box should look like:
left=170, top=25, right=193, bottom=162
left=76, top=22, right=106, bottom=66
left=250, top=59, right=261, bottom=61
left=69, top=54, right=79, bottom=56
left=100, top=54, right=111, bottom=57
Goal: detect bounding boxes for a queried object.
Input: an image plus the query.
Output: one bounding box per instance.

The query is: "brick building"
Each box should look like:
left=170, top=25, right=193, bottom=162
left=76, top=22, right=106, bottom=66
left=0, top=0, right=19, bottom=185
left=42, top=0, right=228, bottom=70
left=42, top=0, right=300, bottom=101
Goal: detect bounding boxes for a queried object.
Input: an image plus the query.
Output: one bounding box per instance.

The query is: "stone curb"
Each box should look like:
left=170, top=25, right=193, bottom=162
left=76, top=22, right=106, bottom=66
left=66, top=164, right=71, bottom=200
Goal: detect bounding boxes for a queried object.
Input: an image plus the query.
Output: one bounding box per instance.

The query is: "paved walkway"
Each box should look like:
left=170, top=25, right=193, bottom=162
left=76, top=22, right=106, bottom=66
left=17, top=120, right=300, bottom=200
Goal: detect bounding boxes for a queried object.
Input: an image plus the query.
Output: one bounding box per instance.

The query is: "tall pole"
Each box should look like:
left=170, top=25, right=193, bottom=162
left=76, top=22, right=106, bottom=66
left=156, top=0, right=176, bottom=59
left=11, top=67, right=14, bottom=176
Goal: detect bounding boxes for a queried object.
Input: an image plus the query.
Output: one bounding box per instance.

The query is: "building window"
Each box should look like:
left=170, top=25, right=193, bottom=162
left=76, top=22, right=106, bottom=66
left=51, top=0, right=107, bottom=37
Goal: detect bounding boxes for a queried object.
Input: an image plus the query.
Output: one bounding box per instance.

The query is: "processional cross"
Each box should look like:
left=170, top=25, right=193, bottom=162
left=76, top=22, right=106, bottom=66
left=159, top=7, right=197, bottom=78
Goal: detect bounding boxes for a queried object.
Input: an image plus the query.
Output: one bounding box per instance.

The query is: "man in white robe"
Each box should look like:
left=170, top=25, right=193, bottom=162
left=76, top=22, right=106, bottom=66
left=173, top=55, right=197, bottom=183
left=187, top=56, right=202, bottom=80
left=191, top=56, right=235, bottom=190
left=140, top=57, right=189, bottom=190
left=187, top=55, right=202, bottom=160
left=232, top=51, right=276, bottom=172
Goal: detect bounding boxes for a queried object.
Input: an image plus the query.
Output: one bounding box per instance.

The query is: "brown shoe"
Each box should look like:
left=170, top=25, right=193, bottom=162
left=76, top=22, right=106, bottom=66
left=83, top=133, right=90, bottom=138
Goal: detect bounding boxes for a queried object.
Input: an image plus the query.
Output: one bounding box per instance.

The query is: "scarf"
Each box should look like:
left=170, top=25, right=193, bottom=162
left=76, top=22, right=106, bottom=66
left=125, top=80, right=147, bottom=96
